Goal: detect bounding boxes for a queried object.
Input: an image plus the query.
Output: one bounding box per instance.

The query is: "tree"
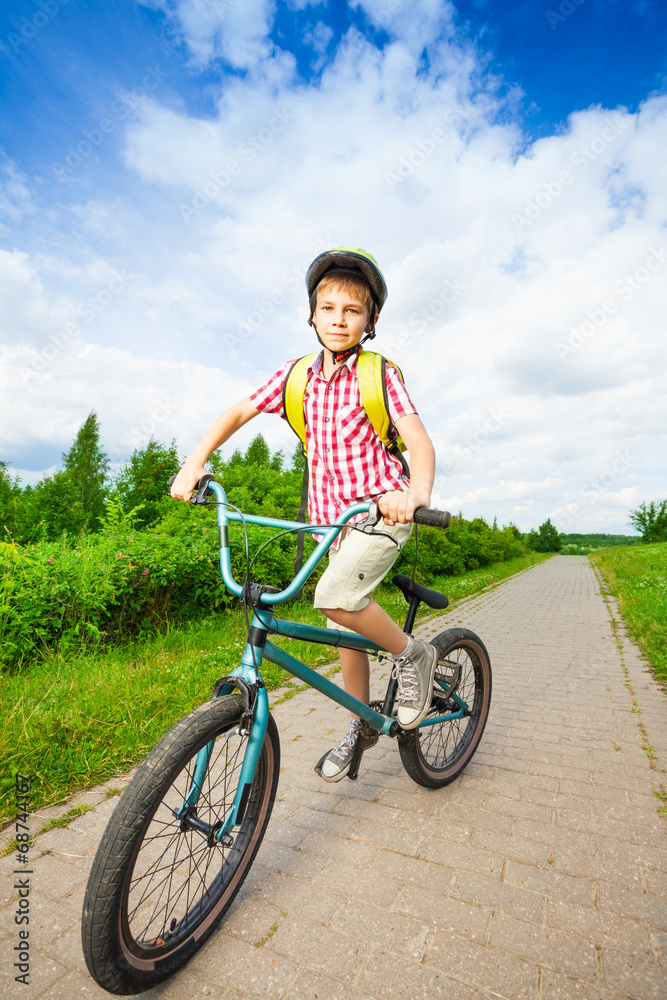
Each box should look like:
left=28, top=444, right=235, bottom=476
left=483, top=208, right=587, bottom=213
left=112, top=439, right=181, bottom=528
left=244, top=434, right=271, bottom=466
left=62, top=411, right=109, bottom=530
left=531, top=518, right=562, bottom=553
left=0, top=462, right=23, bottom=540
left=629, top=500, right=667, bottom=544
left=20, top=470, right=82, bottom=541
left=290, top=442, right=306, bottom=475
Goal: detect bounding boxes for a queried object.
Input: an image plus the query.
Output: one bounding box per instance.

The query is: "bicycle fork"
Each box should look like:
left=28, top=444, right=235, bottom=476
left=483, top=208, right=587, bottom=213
left=177, top=628, right=270, bottom=847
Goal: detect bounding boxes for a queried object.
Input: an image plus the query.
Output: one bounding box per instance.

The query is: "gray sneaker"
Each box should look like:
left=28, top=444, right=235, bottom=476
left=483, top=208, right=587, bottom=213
left=315, top=720, right=379, bottom=782
left=392, top=639, right=439, bottom=729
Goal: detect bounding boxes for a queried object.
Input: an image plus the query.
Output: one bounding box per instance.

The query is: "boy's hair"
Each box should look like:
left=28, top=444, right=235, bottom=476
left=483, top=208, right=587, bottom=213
left=315, top=272, right=374, bottom=317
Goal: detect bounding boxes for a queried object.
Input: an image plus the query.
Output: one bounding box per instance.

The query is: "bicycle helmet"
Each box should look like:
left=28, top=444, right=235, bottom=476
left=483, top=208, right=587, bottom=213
left=306, top=245, right=388, bottom=318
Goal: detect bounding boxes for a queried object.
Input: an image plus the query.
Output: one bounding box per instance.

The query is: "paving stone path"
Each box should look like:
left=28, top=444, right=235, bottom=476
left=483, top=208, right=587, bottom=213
left=2, top=555, right=666, bottom=1000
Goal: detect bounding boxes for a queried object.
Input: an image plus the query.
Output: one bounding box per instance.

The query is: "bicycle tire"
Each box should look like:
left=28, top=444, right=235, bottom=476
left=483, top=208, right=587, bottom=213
left=82, top=693, right=280, bottom=995
left=399, top=628, right=491, bottom=789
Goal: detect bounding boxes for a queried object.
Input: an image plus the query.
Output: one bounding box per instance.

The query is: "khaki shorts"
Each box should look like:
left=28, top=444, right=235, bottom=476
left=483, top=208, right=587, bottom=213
left=313, top=520, right=413, bottom=629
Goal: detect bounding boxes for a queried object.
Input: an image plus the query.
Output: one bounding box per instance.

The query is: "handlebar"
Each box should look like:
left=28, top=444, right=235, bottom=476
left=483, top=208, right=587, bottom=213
left=167, top=475, right=451, bottom=605
left=169, top=474, right=451, bottom=528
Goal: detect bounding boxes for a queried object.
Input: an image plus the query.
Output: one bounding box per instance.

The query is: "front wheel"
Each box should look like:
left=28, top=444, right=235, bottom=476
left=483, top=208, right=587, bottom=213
left=399, top=628, right=491, bottom=788
left=82, top=693, right=280, bottom=995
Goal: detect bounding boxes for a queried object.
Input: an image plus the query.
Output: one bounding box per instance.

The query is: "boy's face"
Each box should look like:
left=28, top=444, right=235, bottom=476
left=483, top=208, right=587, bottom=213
left=313, top=285, right=378, bottom=357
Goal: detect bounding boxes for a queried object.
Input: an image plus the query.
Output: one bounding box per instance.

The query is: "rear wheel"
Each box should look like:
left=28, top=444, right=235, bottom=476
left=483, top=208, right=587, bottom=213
left=399, top=628, right=491, bottom=788
left=82, top=694, right=279, bottom=995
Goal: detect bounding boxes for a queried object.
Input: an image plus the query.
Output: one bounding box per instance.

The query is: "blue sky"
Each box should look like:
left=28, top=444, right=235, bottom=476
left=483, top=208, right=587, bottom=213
left=1, top=0, right=666, bottom=532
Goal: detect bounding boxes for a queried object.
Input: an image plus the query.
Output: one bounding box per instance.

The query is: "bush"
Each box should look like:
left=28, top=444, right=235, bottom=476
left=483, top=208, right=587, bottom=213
left=394, top=516, right=525, bottom=584
left=0, top=504, right=529, bottom=669
left=0, top=498, right=326, bottom=669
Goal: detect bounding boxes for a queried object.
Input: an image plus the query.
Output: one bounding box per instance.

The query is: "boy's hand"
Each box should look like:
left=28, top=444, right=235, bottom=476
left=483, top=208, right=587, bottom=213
left=379, top=490, right=431, bottom=526
left=170, top=465, right=207, bottom=502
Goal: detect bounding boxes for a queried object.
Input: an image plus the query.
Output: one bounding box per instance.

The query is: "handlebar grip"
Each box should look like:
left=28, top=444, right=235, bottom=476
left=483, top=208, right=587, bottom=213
left=166, top=473, right=216, bottom=504
left=413, top=507, right=451, bottom=529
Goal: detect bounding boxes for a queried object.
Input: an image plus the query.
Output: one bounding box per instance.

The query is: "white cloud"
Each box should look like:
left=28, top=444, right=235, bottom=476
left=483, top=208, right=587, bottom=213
left=349, top=0, right=456, bottom=57
left=0, top=341, right=296, bottom=474
left=148, top=0, right=277, bottom=69
left=2, top=18, right=666, bottom=533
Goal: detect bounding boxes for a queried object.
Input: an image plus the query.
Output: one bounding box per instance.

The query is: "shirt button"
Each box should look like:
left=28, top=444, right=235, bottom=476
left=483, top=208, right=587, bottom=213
left=358, top=573, right=365, bottom=580
left=325, top=418, right=330, bottom=422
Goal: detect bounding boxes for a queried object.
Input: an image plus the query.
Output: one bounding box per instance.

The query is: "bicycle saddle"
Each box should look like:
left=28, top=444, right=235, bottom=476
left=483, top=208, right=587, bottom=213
left=392, top=573, right=449, bottom=610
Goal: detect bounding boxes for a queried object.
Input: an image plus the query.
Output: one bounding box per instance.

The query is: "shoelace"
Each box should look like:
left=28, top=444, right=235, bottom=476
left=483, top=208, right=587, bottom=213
left=333, top=723, right=361, bottom=756
left=391, top=656, right=420, bottom=704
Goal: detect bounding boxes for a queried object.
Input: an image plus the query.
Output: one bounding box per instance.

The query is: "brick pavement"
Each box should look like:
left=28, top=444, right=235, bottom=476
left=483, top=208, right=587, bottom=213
left=1, top=555, right=666, bottom=1000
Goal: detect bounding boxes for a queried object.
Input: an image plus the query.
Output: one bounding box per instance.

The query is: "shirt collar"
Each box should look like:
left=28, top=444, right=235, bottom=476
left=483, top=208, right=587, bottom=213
left=309, top=349, right=360, bottom=377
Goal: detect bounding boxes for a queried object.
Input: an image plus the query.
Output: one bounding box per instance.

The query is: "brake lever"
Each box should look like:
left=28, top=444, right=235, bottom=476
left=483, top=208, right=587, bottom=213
left=358, top=500, right=382, bottom=533
left=167, top=473, right=215, bottom=505
left=191, top=474, right=216, bottom=505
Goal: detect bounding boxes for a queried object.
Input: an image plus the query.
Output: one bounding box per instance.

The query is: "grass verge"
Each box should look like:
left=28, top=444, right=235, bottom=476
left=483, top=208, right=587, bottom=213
left=590, top=542, right=667, bottom=688
left=1, top=550, right=549, bottom=825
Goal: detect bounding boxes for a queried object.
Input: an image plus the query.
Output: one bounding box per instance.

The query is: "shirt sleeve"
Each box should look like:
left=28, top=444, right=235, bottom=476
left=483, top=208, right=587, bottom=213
left=248, top=359, right=298, bottom=417
left=384, top=363, right=418, bottom=424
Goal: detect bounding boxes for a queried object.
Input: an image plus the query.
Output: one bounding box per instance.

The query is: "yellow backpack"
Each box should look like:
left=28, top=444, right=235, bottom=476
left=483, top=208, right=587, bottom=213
left=282, top=350, right=409, bottom=474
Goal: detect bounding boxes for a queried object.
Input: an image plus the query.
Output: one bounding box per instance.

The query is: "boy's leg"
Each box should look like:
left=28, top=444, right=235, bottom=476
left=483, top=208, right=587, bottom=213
left=313, top=521, right=438, bottom=781
left=315, top=641, right=379, bottom=781
left=324, top=599, right=438, bottom=730
left=339, top=646, right=370, bottom=719
left=325, top=599, right=410, bottom=656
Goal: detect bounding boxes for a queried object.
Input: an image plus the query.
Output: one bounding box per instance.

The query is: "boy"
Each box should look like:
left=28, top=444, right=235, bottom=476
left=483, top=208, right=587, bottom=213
left=171, top=246, right=437, bottom=782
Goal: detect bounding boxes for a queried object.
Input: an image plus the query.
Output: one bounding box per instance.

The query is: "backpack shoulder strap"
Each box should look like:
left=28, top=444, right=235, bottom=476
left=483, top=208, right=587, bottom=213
left=282, top=353, right=318, bottom=454
left=357, top=352, right=408, bottom=471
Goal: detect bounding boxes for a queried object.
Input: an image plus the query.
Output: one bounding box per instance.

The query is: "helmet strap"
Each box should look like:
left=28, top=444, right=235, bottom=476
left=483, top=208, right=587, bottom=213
left=308, top=313, right=376, bottom=366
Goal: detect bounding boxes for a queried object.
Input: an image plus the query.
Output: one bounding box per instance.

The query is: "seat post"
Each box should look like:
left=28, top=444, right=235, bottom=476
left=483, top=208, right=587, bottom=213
left=402, top=596, right=421, bottom=636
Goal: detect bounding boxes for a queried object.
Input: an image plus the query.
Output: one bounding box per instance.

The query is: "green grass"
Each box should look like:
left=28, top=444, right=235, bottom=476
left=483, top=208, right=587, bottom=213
left=0, top=550, right=549, bottom=825
left=590, top=542, right=667, bottom=688
left=1, top=802, right=95, bottom=857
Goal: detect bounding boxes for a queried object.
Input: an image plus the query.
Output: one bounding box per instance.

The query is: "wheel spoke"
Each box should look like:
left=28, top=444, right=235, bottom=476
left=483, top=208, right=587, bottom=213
left=399, top=633, right=491, bottom=787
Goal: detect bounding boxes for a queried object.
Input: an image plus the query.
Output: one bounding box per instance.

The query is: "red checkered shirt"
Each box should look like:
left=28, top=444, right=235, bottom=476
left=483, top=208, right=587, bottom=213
left=249, top=351, right=416, bottom=530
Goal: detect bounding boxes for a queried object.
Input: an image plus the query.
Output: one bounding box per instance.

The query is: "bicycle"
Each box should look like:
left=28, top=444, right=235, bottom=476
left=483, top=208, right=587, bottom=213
left=81, top=476, right=492, bottom=995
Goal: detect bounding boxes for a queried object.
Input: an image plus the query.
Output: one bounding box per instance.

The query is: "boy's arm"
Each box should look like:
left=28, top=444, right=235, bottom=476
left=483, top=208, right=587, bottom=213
left=170, top=397, right=260, bottom=501
left=379, top=413, right=435, bottom=525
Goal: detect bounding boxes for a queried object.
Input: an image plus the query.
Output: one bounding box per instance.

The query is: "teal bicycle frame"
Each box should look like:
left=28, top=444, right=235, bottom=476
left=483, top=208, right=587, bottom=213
left=183, top=481, right=467, bottom=843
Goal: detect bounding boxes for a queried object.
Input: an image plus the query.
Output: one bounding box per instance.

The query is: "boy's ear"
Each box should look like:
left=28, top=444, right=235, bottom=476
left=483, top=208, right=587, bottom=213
left=366, top=312, right=379, bottom=333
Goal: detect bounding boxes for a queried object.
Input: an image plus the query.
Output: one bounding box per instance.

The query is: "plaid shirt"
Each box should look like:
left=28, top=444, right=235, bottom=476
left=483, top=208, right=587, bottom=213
left=249, top=351, right=416, bottom=530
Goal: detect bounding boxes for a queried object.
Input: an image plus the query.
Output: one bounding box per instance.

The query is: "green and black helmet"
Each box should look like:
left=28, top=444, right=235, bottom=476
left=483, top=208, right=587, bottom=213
left=306, top=245, right=388, bottom=322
